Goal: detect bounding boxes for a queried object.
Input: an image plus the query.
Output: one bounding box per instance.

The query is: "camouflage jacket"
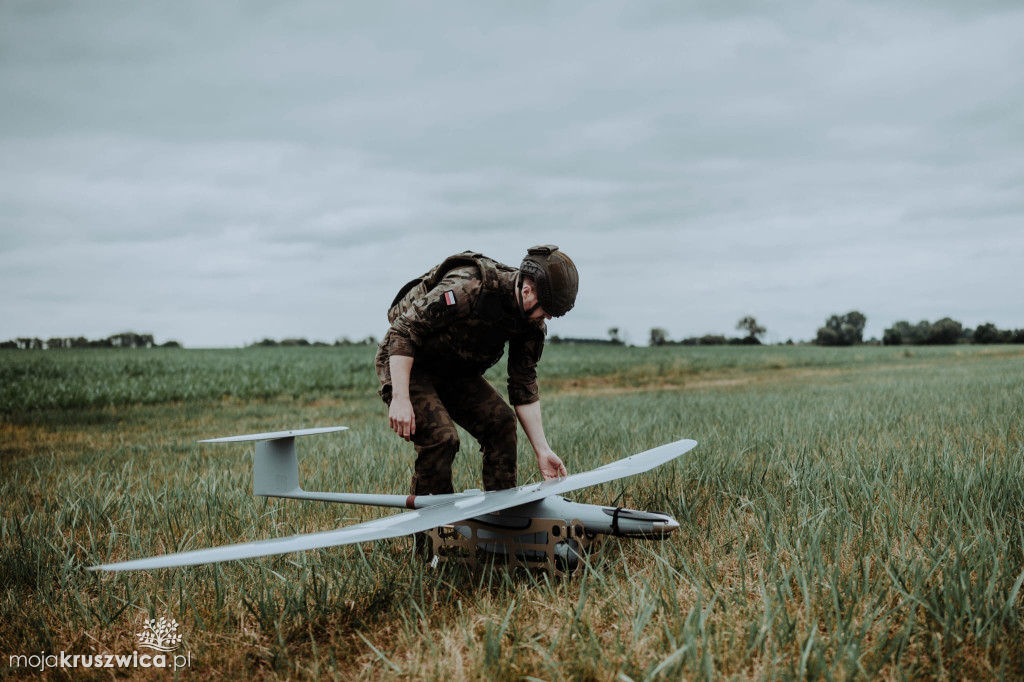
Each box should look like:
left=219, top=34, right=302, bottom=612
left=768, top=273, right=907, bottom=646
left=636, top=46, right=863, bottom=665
left=375, top=265, right=545, bottom=405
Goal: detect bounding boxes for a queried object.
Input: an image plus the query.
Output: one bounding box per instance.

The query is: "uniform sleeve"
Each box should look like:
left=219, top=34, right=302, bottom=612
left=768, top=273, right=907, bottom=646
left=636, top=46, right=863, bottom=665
left=507, top=325, right=545, bottom=406
left=388, top=271, right=478, bottom=358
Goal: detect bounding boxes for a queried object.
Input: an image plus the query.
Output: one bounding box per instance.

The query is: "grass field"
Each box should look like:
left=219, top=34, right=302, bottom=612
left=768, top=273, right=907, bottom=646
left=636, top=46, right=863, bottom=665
left=2, top=344, right=1023, bottom=679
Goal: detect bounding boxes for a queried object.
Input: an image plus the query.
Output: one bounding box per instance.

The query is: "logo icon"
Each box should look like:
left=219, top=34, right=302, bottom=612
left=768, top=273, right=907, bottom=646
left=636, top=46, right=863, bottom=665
left=136, top=616, right=182, bottom=652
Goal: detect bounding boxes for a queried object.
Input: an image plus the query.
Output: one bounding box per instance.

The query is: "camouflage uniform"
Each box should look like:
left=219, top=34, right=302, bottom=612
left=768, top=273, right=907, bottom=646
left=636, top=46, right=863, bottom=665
left=376, top=261, right=545, bottom=495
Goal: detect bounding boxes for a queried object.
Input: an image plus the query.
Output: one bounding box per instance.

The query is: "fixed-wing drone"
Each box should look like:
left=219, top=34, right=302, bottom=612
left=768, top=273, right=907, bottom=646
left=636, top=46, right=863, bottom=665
left=89, top=428, right=697, bottom=575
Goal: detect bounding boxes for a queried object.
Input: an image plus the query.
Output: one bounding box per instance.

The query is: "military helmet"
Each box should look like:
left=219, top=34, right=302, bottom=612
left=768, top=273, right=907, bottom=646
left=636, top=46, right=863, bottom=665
left=519, top=245, right=578, bottom=317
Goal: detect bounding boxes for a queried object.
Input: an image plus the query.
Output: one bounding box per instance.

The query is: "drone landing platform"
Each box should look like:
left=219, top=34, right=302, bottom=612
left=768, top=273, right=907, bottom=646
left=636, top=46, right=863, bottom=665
left=427, top=517, right=603, bottom=577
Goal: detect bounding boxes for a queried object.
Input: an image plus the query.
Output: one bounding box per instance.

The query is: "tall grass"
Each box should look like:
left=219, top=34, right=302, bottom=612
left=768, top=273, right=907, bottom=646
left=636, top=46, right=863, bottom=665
left=1, top=345, right=1022, bottom=678
left=0, top=347, right=379, bottom=413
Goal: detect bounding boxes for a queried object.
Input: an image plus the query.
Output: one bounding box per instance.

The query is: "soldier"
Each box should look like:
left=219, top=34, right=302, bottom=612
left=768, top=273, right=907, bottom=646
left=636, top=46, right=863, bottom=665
left=375, top=245, right=579, bottom=496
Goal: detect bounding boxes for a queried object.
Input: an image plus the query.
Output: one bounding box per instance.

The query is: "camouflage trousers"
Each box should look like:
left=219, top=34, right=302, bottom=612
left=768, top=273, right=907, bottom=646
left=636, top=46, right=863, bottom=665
left=385, top=369, right=518, bottom=495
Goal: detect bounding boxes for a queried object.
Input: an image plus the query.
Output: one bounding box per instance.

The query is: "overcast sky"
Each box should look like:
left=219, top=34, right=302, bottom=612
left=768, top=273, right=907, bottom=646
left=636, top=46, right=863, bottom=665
left=2, top=1, right=1022, bottom=347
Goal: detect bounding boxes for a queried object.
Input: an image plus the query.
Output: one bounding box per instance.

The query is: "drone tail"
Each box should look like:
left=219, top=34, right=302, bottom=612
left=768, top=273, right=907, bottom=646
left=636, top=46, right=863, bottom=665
left=197, top=427, right=433, bottom=508
left=197, top=427, right=350, bottom=497
left=253, top=437, right=302, bottom=496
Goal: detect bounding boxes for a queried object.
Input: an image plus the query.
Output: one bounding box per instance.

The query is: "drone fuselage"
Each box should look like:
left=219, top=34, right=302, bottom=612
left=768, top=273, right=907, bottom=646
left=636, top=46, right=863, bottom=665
left=271, top=489, right=679, bottom=538
left=469, top=495, right=679, bottom=539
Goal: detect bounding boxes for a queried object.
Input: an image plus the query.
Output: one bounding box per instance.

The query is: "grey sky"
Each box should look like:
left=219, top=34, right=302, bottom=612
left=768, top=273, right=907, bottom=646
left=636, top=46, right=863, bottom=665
left=2, top=1, right=1022, bottom=347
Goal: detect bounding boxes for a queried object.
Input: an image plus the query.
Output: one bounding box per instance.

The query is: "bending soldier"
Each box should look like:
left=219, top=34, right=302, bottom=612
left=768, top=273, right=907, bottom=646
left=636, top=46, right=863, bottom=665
left=375, top=245, right=579, bottom=495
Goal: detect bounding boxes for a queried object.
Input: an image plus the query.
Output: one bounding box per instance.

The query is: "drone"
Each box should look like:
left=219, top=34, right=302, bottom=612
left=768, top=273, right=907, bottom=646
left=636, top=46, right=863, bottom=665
left=89, top=428, right=697, bottom=575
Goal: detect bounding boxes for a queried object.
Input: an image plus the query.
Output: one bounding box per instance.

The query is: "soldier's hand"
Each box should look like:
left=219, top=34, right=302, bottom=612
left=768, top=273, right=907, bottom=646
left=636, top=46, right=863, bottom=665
left=537, top=449, right=568, bottom=480
left=389, top=397, right=416, bottom=441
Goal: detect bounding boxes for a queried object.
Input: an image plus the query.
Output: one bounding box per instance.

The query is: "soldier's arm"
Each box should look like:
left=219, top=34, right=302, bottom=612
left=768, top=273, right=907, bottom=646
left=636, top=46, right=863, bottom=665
left=386, top=270, right=476, bottom=441
left=515, top=401, right=567, bottom=479
left=388, top=355, right=415, bottom=441
left=506, top=326, right=543, bottom=406
left=508, top=329, right=565, bottom=478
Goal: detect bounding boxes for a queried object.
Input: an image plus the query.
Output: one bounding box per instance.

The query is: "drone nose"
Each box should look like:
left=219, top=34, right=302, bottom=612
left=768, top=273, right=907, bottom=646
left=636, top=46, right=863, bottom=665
left=652, top=517, right=680, bottom=535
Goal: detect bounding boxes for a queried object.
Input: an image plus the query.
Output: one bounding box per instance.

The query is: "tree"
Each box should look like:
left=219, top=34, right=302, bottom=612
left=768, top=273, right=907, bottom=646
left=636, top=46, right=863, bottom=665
left=925, top=317, right=962, bottom=345
left=699, top=335, right=727, bottom=345
left=842, top=311, right=867, bottom=344
left=884, top=320, right=913, bottom=345
left=882, top=327, right=902, bottom=346
left=911, top=320, right=932, bottom=344
left=884, top=318, right=971, bottom=345
left=108, top=332, right=154, bottom=349
left=735, top=316, right=766, bottom=343
left=815, top=311, right=867, bottom=346
left=607, top=327, right=622, bottom=345
left=815, top=326, right=842, bottom=346
left=649, top=328, right=668, bottom=346
left=973, top=323, right=999, bottom=344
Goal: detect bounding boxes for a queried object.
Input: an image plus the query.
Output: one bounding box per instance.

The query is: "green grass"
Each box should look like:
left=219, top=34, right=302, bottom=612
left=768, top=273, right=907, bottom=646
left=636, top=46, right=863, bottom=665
left=1, top=345, right=1023, bottom=679
left=0, top=347, right=379, bottom=413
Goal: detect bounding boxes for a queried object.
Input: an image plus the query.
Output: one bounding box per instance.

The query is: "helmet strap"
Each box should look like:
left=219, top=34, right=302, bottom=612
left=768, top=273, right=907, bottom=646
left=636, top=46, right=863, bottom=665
left=517, top=273, right=541, bottom=318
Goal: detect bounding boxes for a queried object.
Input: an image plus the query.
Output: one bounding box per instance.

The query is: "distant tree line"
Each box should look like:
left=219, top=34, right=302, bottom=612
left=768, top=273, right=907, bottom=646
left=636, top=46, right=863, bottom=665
left=0, top=332, right=180, bottom=350
left=548, top=336, right=623, bottom=345
left=2, top=333, right=382, bottom=350
left=815, top=311, right=867, bottom=346
left=642, top=310, right=1023, bottom=348
left=8, top=318, right=1021, bottom=351
left=648, top=316, right=768, bottom=346
left=549, top=328, right=625, bottom=346
left=882, top=320, right=1024, bottom=345
left=247, top=336, right=378, bottom=348
left=810, top=312, right=1024, bottom=346
left=971, top=323, right=1024, bottom=344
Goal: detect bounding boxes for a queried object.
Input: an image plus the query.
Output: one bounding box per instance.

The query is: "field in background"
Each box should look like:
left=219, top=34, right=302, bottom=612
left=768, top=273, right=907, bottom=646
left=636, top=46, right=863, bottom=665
left=2, top=345, right=1023, bottom=679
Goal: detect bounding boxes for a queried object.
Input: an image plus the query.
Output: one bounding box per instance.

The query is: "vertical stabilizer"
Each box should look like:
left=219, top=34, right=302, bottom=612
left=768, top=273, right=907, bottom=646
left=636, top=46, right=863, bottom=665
left=197, top=426, right=348, bottom=498
left=255, top=438, right=300, bottom=495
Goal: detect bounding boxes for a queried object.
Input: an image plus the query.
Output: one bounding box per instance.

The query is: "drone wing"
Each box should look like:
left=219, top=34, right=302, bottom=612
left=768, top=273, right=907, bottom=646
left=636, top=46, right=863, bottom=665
left=89, top=438, right=696, bottom=572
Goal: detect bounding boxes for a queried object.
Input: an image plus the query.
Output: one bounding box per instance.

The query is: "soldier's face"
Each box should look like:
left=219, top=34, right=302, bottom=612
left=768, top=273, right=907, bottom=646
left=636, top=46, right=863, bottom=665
left=521, top=282, right=552, bottom=324
left=529, top=306, right=552, bottom=323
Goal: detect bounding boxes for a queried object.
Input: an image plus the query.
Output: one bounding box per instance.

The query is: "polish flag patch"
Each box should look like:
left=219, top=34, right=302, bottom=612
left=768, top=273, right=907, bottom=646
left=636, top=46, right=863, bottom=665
left=443, top=290, right=457, bottom=306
